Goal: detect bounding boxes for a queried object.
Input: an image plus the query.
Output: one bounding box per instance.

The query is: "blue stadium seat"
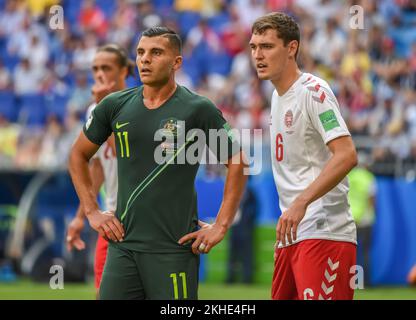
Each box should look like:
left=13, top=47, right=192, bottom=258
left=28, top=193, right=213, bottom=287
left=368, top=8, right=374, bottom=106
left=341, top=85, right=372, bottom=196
left=0, top=91, right=17, bottom=121
left=182, top=53, right=203, bottom=87
left=153, top=0, right=174, bottom=10
left=401, top=11, right=416, bottom=26
left=96, top=0, right=116, bottom=19
left=208, top=12, right=231, bottom=34
left=194, top=42, right=232, bottom=76
left=1, top=52, right=20, bottom=72
left=388, top=27, right=416, bottom=57
left=18, top=94, right=47, bottom=126
left=178, top=11, right=201, bottom=37
left=62, top=0, right=82, bottom=27
left=47, top=94, right=70, bottom=122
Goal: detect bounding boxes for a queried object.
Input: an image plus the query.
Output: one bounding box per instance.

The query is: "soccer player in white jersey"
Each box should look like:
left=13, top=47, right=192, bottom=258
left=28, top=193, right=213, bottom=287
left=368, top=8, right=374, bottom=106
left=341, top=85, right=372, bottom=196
left=249, top=12, right=358, bottom=300
left=66, top=44, right=134, bottom=294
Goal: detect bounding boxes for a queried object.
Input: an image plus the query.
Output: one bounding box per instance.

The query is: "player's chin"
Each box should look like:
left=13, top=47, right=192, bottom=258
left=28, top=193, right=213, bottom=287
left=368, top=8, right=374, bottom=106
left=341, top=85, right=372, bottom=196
left=140, top=77, right=155, bottom=85
left=256, top=72, right=271, bottom=80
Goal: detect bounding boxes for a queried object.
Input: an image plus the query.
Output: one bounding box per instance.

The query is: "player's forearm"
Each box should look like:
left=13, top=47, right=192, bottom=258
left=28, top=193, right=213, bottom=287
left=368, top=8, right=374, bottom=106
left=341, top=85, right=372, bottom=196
left=216, top=156, right=248, bottom=231
left=90, top=158, right=105, bottom=195
left=74, top=205, right=85, bottom=219
left=74, top=159, right=104, bottom=219
left=295, top=148, right=357, bottom=208
left=69, top=151, right=100, bottom=217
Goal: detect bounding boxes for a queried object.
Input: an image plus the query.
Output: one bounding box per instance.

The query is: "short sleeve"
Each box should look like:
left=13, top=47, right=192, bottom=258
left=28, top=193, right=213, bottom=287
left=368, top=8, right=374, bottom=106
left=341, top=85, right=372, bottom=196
left=197, top=99, right=241, bottom=163
left=304, top=85, right=350, bottom=144
left=83, top=95, right=114, bottom=146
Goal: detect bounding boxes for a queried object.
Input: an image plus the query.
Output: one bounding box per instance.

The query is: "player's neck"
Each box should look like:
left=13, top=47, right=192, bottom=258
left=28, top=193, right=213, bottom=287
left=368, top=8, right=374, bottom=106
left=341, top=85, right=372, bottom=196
left=116, top=83, right=127, bottom=92
left=271, top=65, right=302, bottom=96
left=143, top=80, right=177, bottom=109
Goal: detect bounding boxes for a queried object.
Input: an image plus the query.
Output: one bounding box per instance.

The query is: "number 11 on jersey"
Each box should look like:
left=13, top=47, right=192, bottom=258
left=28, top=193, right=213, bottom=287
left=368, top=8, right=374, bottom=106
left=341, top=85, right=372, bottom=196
left=117, top=131, right=130, bottom=158
left=276, top=133, right=283, bottom=162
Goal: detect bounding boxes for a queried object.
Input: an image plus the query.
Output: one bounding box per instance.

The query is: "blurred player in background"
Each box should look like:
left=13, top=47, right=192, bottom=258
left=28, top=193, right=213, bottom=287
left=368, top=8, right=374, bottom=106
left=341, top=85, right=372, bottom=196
left=66, top=44, right=134, bottom=295
left=250, top=12, right=358, bottom=300
left=69, top=27, right=247, bottom=300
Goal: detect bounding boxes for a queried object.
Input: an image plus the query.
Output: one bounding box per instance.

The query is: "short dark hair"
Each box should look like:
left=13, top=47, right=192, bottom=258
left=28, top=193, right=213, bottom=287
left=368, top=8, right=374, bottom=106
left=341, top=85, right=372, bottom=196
left=252, top=12, right=300, bottom=59
left=97, top=44, right=135, bottom=77
left=141, top=27, right=182, bottom=54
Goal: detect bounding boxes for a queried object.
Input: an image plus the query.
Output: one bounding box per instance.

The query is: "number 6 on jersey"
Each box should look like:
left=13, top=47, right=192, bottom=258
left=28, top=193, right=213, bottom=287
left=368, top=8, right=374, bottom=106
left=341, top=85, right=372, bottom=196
left=276, top=133, right=283, bottom=162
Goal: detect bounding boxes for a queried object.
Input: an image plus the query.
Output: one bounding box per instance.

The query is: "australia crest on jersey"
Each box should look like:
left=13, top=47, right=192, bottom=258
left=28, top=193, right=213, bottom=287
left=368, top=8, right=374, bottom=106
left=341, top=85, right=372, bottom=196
left=284, top=109, right=294, bottom=134
left=158, top=117, right=183, bottom=155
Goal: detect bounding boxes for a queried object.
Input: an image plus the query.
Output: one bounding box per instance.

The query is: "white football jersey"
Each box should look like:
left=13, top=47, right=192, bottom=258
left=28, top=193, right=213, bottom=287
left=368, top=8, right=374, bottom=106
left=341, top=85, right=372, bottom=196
left=86, top=104, right=118, bottom=212
left=270, top=73, right=357, bottom=247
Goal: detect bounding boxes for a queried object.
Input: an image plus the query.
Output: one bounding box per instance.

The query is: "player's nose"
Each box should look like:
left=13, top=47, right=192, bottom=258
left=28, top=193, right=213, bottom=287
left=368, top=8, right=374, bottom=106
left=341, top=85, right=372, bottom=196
left=139, top=52, right=151, bottom=65
left=252, top=48, right=264, bottom=60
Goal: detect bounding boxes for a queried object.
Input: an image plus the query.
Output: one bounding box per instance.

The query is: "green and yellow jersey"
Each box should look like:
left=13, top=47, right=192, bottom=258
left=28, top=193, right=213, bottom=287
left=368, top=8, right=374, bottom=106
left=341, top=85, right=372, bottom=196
left=84, top=85, right=239, bottom=253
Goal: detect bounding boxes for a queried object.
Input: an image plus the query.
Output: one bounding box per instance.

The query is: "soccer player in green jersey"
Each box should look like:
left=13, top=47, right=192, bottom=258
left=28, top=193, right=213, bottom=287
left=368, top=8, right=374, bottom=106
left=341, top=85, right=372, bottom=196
left=68, top=27, right=248, bottom=300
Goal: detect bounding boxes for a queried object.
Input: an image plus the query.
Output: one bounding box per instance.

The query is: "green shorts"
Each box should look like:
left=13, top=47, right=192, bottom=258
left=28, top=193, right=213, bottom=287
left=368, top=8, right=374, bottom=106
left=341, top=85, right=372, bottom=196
left=99, top=244, right=199, bottom=300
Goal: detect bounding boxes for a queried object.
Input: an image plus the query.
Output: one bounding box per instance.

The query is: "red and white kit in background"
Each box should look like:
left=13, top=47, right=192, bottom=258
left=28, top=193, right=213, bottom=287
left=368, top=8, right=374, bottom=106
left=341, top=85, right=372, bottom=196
left=270, top=73, right=357, bottom=300
left=87, top=104, right=118, bottom=289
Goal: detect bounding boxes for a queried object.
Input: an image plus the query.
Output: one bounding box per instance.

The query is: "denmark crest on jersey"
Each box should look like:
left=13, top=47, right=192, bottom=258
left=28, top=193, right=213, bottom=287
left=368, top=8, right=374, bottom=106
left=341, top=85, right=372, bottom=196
left=284, top=110, right=295, bottom=134
left=284, top=110, right=293, bottom=128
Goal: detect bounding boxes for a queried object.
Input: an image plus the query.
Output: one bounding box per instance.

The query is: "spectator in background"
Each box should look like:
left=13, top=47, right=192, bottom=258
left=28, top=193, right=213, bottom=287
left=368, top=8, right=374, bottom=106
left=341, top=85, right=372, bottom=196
left=24, top=0, right=60, bottom=20
left=135, top=0, right=162, bottom=32
left=296, top=0, right=343, bottom=26
left=174, top=0, right=203, bottom=13
left=220, top=5, right=248, bottom=58
left=13, top=129, right=42, bottom=169
left=0, top=115, right=20, bottom=168
left=348, top=153, right=376, bottom=286
left=0, top=0, right=415, bottom=173
left=37, top=115, right=64, bottom=168
left=67, top=72, right=92, bottom=114
left=185, top=18, right=222, bottom=54
left=370, top=84, right=409, bottom=162
left=233, top=0, right=266, bottom=30
left=404, top=89, right=416, bottom=142
left=310, top=18, right=346, bottom=68
left=372, top=37, right=407, bottom=84
left=0, top=0, right=26, bottom=37
left=0, top=59, right=12, bottom=90
left=58, top=110, right=83, bottom=163
left=107, top=0, right=136, bottom=50
left=369, top=85, right=403, bottom=138
left=72, top=32, right=98, bottom=72
left=78, top=0, right=108, bottom=39
left=18, top=34, right=49, bottom=69
left=52, top=32, right=75, bottom=79
left=13, top=58, right=45, bottom=95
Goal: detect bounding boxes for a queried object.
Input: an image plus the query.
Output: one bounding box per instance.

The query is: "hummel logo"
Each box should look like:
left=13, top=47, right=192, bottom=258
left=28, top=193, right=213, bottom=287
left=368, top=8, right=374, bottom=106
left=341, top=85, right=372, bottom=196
left=116, top=121, right=129, bottom=130
left=328, top=258, right=339, bottom=271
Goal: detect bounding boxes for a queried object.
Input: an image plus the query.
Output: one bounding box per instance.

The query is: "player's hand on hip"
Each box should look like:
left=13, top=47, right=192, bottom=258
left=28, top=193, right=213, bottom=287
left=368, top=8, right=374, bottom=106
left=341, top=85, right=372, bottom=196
left=276, top=200, right=306, bottom=247
left=66, top=216, right=86, bottom=251
left=87, top=210, right=125, bottom=243
left=178, top=220, right=227, bottom=255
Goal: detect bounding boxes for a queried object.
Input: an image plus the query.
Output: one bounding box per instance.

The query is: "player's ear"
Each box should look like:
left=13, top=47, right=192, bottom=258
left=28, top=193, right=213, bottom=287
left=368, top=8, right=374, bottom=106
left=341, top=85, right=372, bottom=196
left=288, top=40, right=299, bottom=59
left=121, top=66, right=128, bottom=79
left=173, top=55, right=183, bottom=71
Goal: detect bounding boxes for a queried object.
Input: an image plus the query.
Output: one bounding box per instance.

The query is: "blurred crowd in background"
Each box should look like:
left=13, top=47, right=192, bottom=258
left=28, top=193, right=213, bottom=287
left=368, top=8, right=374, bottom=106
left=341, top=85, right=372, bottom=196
left=0, top=0, right=416, bottom=176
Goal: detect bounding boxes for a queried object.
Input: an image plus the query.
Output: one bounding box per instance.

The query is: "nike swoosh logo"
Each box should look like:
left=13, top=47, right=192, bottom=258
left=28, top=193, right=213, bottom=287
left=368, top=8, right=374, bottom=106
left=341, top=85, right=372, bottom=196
left=116, top=121, right=129, bottom=130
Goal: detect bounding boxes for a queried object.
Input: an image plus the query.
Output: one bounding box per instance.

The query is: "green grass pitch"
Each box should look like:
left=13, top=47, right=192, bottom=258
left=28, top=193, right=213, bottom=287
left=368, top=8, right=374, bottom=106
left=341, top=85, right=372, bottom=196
left=0, top=280, right=415, bottom=300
